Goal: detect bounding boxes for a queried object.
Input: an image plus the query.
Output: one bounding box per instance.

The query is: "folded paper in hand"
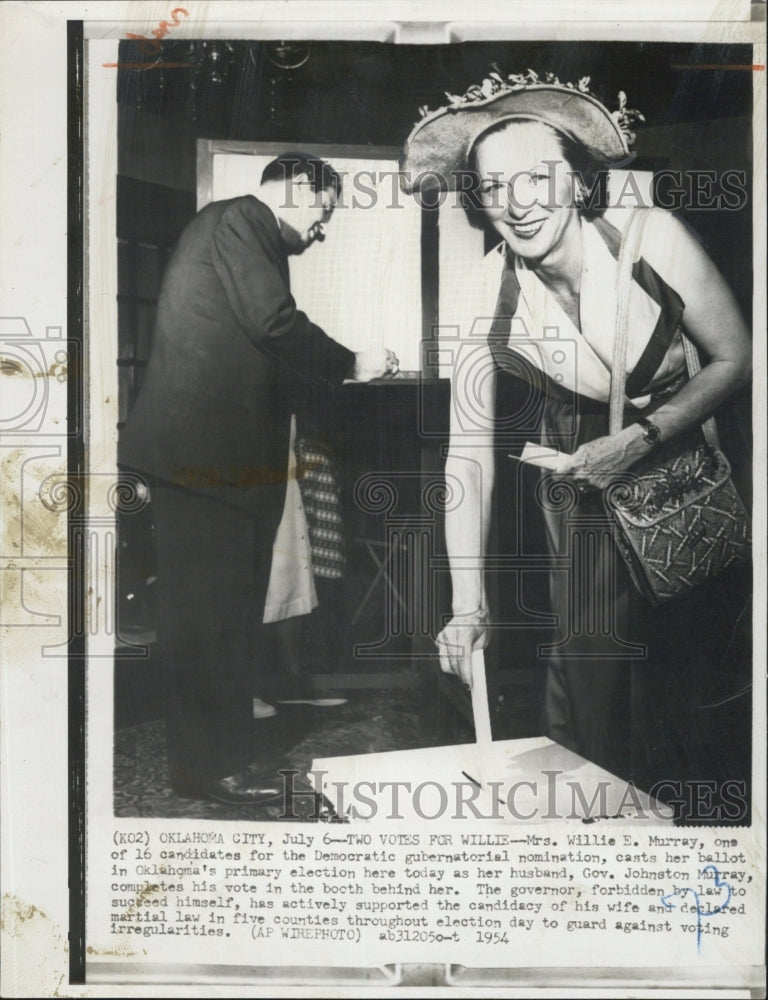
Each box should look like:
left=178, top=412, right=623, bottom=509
left=511, top=442, right=566, bottom=471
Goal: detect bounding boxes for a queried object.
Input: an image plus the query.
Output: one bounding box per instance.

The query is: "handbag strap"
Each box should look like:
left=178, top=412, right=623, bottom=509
left=610, top=207, right=649, bottom=435
left=610, top=207, right=720, bottom=449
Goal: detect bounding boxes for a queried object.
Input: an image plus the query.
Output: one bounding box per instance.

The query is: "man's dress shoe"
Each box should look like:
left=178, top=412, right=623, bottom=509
left=252, top=696, right=277, bottom=719
left=203, top=770, right=284, bottom=805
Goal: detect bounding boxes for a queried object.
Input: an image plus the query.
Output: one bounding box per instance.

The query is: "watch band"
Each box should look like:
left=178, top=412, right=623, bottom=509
left=637, top=416, right=662, bottom=448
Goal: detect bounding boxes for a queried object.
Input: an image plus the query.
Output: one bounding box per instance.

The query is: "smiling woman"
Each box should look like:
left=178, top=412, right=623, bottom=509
left=472, top=123, right=586, bottom=327
left=401, top=69, right=753, bottom=818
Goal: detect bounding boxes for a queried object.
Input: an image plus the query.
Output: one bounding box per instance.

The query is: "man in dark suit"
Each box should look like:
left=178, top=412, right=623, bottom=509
left=119, top=153, right=392, bottom=804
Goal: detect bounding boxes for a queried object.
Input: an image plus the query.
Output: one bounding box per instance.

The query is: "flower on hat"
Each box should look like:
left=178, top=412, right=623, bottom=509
left=611, top=90, right=646, bottom=147
left=419, top=66, right=645, bottom=149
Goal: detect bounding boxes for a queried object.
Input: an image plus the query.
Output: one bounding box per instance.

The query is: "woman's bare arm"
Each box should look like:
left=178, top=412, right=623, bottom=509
left=559, top=209, right=751, bottom=487
left=436, top=338, right=497, bottom=686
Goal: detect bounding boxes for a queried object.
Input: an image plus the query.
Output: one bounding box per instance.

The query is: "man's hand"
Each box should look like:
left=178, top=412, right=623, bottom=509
left=352, top=347, right=399, bottom=382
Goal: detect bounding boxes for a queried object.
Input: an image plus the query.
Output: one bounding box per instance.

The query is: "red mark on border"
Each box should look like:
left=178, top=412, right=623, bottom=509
left=103, top=7, right=190, bottom=69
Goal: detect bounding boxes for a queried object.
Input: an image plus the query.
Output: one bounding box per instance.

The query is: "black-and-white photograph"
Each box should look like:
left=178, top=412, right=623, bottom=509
left=112, top=36, right=754, bottom=824
left=1, top=3, right=765, bottom=994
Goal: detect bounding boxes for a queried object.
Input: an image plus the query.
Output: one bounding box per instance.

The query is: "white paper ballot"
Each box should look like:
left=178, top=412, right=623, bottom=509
left=512, top=442, right=567, bottom=470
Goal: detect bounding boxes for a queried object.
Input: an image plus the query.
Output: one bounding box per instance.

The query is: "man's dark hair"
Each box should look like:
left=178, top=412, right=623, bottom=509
left=261, top=152, right=343, bottom=200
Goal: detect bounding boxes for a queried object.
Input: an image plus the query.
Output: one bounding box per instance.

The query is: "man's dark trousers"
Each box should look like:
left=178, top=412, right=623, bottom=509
left=151, top=481, right=281, bottom=793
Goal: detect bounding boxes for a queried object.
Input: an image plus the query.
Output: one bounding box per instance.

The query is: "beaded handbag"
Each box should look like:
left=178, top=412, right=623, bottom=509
left=603, top=209, right=751, bottom=605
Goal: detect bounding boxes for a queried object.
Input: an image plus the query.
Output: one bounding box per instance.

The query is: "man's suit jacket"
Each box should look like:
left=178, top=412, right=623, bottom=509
left=119, top=195, right=355, bottom=522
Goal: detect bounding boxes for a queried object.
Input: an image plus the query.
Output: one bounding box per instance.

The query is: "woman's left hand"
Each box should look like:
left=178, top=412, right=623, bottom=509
left=555, top=427, right=645, bottom=491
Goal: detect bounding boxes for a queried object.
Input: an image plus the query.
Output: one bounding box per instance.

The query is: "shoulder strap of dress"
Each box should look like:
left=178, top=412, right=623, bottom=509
left=610, top=208, right=719, bottom=446
left=485, top=253, right=566, bottom=399
left=610, top=208, right=649, bottom=434
left=592, top=214, right=622, bottom=259
left=487, top=250, right=521, bottom=349
left=597, top=210, right=685, bottom=398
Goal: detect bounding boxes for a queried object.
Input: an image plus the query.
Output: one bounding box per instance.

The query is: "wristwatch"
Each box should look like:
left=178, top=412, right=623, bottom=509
left=637, top=416, right=662, bottom=448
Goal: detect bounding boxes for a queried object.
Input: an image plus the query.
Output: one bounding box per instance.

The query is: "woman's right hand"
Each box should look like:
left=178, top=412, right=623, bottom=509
left=435, top=609, right=490, bottom=688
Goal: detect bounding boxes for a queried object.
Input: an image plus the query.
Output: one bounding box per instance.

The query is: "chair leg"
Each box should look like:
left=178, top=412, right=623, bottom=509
left=349, top=542, right=391, bottom=625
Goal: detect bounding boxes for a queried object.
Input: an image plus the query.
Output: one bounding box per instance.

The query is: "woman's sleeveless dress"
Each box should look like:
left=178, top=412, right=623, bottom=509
left=484, top=210, right=751, bottom=817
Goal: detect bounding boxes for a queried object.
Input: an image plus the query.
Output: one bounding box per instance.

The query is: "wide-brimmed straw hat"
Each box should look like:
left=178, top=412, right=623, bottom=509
left=400, top=69, right=642, bottom=194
